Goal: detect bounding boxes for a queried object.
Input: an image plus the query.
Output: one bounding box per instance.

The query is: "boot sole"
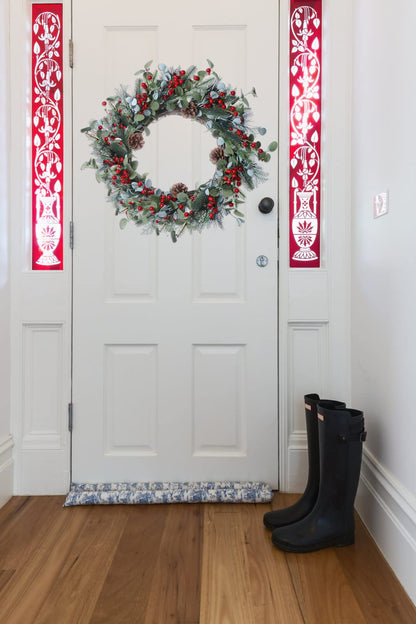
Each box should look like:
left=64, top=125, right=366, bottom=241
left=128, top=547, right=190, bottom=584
left=264, top=518, right=304, bottom=531
left=271, top=534, right=354, bottom=553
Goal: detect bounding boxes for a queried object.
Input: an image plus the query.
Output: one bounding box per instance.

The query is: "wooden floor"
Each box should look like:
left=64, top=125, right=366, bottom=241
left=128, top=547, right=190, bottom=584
left=0, top=494, right=415, bottom=623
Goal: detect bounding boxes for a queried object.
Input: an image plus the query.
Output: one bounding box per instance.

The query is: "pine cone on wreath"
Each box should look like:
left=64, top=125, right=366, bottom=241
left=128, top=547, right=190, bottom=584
left=181, top=102, right=199, bottom=118
left=170, top=182, right=189, bottom=198
left=128, top=132, right=145, bottom=150
left=210, top=147, right=225, bottom=164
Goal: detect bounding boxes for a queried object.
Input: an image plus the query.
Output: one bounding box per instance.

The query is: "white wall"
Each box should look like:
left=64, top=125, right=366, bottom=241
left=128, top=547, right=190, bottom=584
left=0, top=0, right=13, bottom=508
left=351, top=0, right=416, bottom=605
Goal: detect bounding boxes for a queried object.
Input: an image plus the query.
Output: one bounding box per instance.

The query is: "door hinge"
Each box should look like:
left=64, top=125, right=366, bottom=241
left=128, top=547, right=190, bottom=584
left=69, top=221, right=74, bottom=249
left=68, top=403, right=73, bottom=432
left=69, top=39, right=74, bottom=68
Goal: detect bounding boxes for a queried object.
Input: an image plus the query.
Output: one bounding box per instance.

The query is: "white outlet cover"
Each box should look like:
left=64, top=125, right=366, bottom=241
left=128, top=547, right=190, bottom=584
left=373, top=192, right=389, bottom=218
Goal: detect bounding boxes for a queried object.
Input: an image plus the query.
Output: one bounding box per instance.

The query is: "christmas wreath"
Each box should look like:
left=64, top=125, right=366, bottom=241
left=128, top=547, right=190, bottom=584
left=82, top=60, right=277, bottom=242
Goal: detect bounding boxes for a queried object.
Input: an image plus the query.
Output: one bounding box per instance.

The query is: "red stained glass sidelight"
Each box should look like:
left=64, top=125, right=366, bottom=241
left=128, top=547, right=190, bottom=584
left=289, top=1, right=321, bottom=268
left=32, top=4, right=63, bottom=270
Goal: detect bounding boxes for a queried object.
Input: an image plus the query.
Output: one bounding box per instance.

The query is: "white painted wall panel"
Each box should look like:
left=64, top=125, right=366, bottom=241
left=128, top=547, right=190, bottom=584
left=104, top=344, right=158, bottom=456
left=22, top=323, right=64, bottom=449
left=288, top=322, right=329, bottom=434
left=192, top=344, right=246, bottom=457
left=106, top=217, right=157, bottom=301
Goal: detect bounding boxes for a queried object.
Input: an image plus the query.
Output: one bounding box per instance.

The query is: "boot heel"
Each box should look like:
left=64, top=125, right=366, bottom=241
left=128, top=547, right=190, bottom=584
left=335, top=534, right=355, bottom=547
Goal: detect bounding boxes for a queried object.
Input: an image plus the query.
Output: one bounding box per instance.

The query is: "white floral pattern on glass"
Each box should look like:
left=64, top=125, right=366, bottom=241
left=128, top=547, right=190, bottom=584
left=289, top=3, right=321, bottom=266
left=32, top=5, right=63, bottom=268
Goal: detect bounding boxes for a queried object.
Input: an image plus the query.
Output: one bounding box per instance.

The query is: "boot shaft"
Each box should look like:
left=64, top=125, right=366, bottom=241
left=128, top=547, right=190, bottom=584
left=303, top=394, right=346, bottom=485
left=316, top=405, right=366, bottom=512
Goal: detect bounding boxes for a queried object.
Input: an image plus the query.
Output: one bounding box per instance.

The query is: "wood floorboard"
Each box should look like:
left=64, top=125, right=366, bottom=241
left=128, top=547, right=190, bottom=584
left=33, top=506, right=129, bottom=624
left=0, top=494, right=414, bottom=624
left=0, top=570, right=15, bottom=594
left=144, top=504, right=202, bottom=624
left=236, top=504, right=304, bottom=623
left=200, top=505, right=255, bottom=624
left=0, top=496, right=62, bottom=571
left=335, top=516, right=416, bottom=624
left=90, top=505, right=168, bottom=624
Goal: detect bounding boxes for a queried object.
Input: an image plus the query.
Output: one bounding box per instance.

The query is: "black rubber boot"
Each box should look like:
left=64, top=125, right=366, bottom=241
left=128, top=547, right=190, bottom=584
left=263, top=394, right=346, bottom=531
left=271, top=404, right=366, bottom=552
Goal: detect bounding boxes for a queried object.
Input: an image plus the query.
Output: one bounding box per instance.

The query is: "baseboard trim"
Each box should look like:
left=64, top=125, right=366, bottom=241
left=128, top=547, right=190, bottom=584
left=0, top=435, right=14, bottom=509
left=287, top=431, right=308, bottom=492
left=356, top=447, right=416, bottom=605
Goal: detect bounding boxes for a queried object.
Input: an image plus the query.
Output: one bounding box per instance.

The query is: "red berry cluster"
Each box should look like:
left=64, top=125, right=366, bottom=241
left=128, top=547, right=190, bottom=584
left=136, top=87, right=149, bottom=113
left=222, top=166, right=243, bottom=194
left=202, top=89, right=237, bottom=113
left=104, top=156, right=131, bottom=186
left=163, top=70, right=186, bottom=99
left=207, top=195, right=218, bottom=220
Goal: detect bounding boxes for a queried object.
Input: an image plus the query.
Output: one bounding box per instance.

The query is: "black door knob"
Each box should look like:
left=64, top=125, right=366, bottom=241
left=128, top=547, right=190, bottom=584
left=258, top=197, right=274, bottom=214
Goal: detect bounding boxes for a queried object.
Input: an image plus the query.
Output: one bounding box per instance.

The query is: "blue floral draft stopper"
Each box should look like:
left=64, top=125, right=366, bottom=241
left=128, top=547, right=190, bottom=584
left=64, top=481, right=273, bottom=506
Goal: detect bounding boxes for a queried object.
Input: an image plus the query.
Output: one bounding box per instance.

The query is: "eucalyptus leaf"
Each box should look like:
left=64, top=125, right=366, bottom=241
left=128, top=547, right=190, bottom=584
left=177, top=192, right=189, bottom=202
left=119, top=218, right=128, bottom=229
left=109, top=141, right=127, bottom=156
left=216, top=158, right=227, bottom=170
left=268, top=141, right=278, bottom=152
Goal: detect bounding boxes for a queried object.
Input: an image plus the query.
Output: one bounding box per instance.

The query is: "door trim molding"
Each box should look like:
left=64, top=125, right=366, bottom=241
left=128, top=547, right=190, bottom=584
left=9, top=0, right=72, bottom=494
left=0, top=435, right=14, bottom=509
left=8, top=0, right=354, bottom=495
left=278, top=0, right=353, bottom=490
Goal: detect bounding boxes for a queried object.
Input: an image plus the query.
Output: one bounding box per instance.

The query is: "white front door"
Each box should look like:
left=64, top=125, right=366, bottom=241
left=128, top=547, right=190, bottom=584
left=72, top=0, right=279, bottom=484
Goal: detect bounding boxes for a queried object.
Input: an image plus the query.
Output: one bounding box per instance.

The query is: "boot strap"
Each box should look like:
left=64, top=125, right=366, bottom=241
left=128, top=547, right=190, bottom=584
left=338, top=430, right=367, bottom=443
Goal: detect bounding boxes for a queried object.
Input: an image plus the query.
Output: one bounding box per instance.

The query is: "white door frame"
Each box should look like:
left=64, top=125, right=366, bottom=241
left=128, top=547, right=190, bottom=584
left=6, top=0, right=353, bottom=495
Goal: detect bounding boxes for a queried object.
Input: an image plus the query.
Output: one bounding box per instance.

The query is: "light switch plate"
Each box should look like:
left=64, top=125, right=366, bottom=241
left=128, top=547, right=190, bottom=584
left=373, top=192, right=389, bottom=218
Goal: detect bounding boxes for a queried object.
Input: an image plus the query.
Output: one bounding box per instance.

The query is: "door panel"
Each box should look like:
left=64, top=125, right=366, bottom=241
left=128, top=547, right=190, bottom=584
left=72, top=0, right=279, bottom=484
